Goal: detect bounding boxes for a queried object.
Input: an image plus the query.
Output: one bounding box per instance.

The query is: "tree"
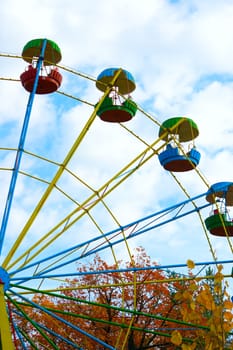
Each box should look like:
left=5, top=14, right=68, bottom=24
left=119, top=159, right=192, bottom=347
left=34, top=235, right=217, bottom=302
left=168, top=262, right=233, bottom=350
left=13, top=248, right=233, bottom=349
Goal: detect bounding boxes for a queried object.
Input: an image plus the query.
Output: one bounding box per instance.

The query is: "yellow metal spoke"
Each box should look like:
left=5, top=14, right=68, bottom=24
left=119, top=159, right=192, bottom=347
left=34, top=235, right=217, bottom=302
left=0, top=284, right=14, bottom=350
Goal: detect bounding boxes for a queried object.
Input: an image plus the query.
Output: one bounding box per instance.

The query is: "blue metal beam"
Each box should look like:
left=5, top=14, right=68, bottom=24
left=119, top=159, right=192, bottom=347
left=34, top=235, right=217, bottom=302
left=10, top=258, right=233, bottom=281
left=9, top=191, right=209, bottom=274
left=0, top=39, right=48, bottom=254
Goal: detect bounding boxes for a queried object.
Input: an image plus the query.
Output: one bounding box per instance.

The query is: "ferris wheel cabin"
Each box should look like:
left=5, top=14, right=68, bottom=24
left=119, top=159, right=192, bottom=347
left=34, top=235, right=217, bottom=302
left=95, top=68, right=137, bottom=123
left=158, top=117, right=201, bottom=172
left=20, top=38, right=62, bottom=94
left=204, top=182, right=233, bottom=237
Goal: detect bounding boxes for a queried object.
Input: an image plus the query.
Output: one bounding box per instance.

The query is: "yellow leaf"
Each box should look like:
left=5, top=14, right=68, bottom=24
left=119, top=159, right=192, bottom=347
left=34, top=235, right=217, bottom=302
left=224, top=319, right=233, bottom=332
left=224, top=300, right=233, bottom=310
left=182, top=344, right=197, bottom=350
left=190, top=301, right=195, bottom=310
left=210, top=323, right=216, bottom=333
left=187, top=259, right=195, bottom=269
left=183, top=290, right=192, bottom=301
left=224, top=311, right=233, bottom=322
left=196, top=290, right=213, bottom=310
left=214, top=271, right=223, bottom=284
left=181, top=344, right=190, bottom=350
left=171, top=330, right=182, bottom=346
left=189, top=281, right=198, bottom=291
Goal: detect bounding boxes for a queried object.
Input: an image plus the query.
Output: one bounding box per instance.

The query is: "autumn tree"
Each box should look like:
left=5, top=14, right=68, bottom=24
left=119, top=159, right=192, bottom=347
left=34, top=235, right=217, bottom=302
left=167, top=262, right=233, bottom=350
left=13, top=248, right=233, bottom=350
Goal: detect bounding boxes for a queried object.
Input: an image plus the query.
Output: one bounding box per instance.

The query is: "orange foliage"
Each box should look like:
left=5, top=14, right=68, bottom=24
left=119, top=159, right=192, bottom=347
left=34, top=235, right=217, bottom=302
left=14, top=248, right=233, bottom=350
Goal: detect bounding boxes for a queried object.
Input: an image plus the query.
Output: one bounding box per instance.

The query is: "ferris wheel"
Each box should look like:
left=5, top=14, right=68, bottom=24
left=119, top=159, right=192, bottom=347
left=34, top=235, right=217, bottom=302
left=0, top=38, right=232, bottom=349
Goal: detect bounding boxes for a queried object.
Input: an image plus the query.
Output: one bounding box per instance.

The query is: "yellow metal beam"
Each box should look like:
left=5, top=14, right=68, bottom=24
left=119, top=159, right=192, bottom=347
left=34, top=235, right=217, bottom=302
left=0, top=284, right=14, bottom=350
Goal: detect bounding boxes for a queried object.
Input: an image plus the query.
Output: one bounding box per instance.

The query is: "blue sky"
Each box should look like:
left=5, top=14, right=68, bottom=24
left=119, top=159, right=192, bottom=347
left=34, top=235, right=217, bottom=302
left=0, top=0, right=233, bottom=294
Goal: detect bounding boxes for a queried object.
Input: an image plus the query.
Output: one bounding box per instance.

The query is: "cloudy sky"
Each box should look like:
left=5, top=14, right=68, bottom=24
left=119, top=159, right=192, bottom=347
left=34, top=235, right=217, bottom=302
left=0, top=0, right=233, bottom=293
